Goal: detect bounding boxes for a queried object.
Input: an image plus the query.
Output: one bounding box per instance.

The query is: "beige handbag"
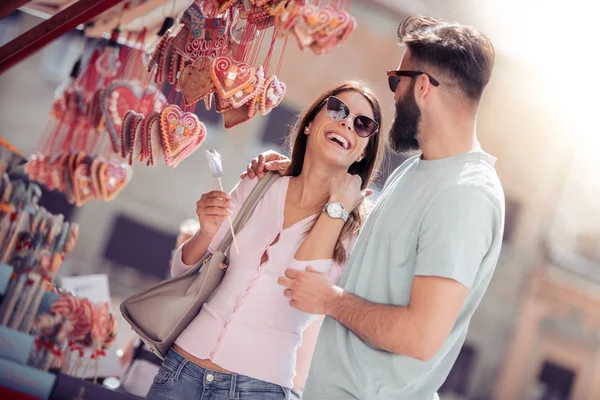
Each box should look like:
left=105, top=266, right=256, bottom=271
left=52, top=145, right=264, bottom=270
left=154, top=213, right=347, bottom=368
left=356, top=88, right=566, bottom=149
left=120, top=172, right=279, bottom=359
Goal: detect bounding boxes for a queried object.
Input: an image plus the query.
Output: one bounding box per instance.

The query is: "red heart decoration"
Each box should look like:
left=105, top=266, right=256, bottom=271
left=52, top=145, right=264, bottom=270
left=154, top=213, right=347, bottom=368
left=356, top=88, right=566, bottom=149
left=210, top=56, right=255, bottom=99
left=102, top=81, right=167, bottom=153
left=159, top=105, right=207, bottom=167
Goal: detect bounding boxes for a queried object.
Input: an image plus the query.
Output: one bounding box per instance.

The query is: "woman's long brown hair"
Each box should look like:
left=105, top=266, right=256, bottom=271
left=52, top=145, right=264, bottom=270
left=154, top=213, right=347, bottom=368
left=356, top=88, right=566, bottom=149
left=284, top=81, right=385, bottom=264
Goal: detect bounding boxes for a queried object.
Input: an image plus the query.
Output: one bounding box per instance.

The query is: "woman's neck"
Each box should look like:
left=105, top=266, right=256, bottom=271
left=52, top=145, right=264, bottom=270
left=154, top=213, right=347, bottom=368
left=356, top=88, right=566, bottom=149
left=289, top=162, right=341, bottom=211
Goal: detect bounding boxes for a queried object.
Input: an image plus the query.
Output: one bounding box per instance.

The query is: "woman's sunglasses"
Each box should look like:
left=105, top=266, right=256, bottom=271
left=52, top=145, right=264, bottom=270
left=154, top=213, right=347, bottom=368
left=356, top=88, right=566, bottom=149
left=322, top=96, right=379, bottom=138
left=387, top=70, right=440, bottom=93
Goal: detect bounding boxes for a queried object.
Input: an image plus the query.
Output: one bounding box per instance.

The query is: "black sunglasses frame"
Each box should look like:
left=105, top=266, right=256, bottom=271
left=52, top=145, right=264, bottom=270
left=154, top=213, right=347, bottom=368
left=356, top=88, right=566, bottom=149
left=386, top=70, right=440, bottom=93
left=321, top=96, right=379, bottom=138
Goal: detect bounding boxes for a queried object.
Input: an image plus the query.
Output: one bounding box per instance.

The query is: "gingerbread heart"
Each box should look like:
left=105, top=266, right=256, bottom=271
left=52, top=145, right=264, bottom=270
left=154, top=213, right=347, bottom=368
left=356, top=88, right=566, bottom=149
left=101, top=81, right=167, bottom=153
left=159, top=105, right=205, bottom=167
left=120, top=111, right=136, bottom=159
left=214, top=93, right=233, bottom=113
left=231, top=65, right=265, bottom=108
left=210, top=56, right=255, bottom=99
left=275, top=0, right=301, bottom=37
left=148, top=34, right=170, bottom=73
left=73, top=164, right=94, bottom=206
left=223, top=105, right=254, bottom=129
left=315, top=8, right=350, bottom=45
left=91, top=158, right=104, bottom=197
left=260, top=75, right=286, bottom=115
left=146, top=112, right=162, bottom=167
left=128, top=114, right=145, bottom=165
left=99, top=161, right=131, bottom=201
left=179, top=61, right=215, bottom=107
left=302, top=5, right=333, bottom=34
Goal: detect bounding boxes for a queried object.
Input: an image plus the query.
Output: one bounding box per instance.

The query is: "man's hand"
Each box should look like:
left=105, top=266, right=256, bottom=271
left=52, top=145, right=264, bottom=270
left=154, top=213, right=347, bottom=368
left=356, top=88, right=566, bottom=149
left=278, top=266, right=341, bottom=314
left=240, top=150, right=290, bottom=179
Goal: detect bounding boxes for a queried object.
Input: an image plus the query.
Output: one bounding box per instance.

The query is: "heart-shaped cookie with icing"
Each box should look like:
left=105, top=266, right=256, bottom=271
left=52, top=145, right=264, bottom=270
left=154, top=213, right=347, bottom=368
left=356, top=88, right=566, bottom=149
left=73, top=164, right=94, bottom=206
left=99, top=161, right=131, bottom=201
left=302, top=5, right=333, bottom=34
left=159, top=105, right=206, bottom=167
left=179, top=61, right=215, bottom=107
left=275, top=0, right=301, bottom=37
left=128, top=114, right=145, bottom=165
left=210, top=56, right=255, bottom=99
left=260, top=75, right=286, bottom=115
left=230, top=65, right=265, bottom=108
left=146, top=112, right=162, bottom=166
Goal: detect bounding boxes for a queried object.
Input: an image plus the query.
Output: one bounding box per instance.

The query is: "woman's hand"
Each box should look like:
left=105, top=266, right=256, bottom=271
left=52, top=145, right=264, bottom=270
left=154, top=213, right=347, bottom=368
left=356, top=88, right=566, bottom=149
left=196, top=190, right=233, bottom=238
left=329, top=174, right=373, bottom=212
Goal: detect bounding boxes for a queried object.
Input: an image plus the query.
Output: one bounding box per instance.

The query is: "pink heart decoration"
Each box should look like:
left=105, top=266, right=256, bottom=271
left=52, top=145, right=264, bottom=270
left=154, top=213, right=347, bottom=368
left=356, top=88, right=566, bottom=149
left=260, top=75, right=286, bottom=115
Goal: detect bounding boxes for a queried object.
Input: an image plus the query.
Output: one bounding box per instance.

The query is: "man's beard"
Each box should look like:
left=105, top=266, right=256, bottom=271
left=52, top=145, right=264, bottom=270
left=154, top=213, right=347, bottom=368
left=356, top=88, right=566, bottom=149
left=388, top=81, right=421, bottom=154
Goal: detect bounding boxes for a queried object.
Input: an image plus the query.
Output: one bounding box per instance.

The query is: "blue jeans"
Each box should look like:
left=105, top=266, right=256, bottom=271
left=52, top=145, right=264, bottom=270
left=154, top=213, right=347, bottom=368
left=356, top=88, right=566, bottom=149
left=146, top=349, right=290, bottom=400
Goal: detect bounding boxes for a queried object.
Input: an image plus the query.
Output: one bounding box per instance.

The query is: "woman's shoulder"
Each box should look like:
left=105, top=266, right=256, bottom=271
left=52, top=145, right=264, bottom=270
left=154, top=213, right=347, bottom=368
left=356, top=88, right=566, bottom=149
left=231, top=174, right=286, bottom=204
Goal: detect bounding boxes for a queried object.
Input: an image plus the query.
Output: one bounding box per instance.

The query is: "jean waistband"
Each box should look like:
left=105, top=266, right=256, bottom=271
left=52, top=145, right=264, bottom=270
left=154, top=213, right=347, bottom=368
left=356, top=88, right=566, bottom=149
left=164, top=348, right=289, bottom=395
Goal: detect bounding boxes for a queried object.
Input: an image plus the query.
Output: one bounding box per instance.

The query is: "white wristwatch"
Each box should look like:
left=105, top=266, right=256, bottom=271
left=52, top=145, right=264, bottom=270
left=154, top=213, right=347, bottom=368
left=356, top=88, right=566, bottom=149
left=323, top=202, right=349, bottom=223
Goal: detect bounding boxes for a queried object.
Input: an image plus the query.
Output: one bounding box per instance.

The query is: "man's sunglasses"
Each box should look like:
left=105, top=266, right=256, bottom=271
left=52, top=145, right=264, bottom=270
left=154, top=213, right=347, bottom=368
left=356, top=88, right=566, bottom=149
left=387, top=70, right=440, bottom=93
left=322, top=96, right=379, bottom=138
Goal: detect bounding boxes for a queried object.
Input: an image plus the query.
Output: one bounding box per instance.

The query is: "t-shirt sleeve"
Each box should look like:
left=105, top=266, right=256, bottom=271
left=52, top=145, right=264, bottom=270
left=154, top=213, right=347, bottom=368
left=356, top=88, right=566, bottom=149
left=414, top=186, right=500, bottom=289
left=207, top=176, right=259, bottom=253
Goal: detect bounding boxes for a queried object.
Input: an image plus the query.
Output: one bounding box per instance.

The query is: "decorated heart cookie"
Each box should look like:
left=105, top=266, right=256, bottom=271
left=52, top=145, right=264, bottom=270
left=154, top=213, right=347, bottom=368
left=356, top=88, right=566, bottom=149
left=275, top=0, right=301, bottom=37
left=128, top=114, right=144, bottom=165
left=230, top=65, right=265, bottom=108
left=73, top=164, right=94, bottom=206
left=159, top=105, right=206, bottom=167
left=260, top=75, right=286, bottom=115
left=210, top=56, right=255, bottom=99
left=146, top=112, right=162, bottom=167
left=179, top=60, right=215, bottom=106
left=99, top=161, right=131, bottom=201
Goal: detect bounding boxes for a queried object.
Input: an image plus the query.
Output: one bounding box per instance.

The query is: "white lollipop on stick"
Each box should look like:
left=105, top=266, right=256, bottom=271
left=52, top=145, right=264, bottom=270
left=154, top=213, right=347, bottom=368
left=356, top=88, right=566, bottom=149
left=205, top=150, right=239, bottom=255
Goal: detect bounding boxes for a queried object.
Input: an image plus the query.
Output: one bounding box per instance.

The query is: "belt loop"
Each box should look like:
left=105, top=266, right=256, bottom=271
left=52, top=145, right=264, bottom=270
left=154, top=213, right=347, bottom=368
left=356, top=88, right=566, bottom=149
left=173, top=358, right=187, bottom=382
left=229, top=373, right=237, bottom=399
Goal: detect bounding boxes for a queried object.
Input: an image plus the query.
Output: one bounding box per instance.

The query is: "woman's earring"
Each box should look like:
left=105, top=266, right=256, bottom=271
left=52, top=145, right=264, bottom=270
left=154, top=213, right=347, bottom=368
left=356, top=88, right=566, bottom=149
left=357, top=156, right=363, bottom=162
left=304, top=127, right=310, bottom=135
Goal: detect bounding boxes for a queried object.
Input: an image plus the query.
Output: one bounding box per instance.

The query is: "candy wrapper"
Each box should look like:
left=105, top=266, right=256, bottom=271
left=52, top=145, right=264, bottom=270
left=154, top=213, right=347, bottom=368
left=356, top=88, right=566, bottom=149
left=205, top=149, right=238, bottom=254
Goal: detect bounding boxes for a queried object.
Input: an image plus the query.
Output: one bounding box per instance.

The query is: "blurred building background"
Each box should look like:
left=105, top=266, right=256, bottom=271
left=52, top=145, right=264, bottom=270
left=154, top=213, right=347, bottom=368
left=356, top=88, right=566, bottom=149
left=1, top=1, right=599, bottom=399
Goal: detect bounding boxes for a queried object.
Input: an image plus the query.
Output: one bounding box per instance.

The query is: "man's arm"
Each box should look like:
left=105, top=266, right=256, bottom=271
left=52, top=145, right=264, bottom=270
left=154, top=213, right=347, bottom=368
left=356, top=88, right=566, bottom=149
left=325, top=275, right=467, bottom=361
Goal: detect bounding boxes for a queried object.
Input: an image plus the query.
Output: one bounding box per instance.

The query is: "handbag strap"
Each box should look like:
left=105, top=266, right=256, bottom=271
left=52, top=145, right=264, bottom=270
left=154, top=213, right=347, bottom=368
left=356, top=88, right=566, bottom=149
left=217, top=172, right=280, bottom=253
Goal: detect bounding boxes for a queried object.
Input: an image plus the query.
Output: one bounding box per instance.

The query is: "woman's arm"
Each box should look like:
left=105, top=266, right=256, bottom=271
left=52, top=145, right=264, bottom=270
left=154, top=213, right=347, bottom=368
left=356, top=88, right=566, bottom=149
left=171, top=177, right=259, bottom=277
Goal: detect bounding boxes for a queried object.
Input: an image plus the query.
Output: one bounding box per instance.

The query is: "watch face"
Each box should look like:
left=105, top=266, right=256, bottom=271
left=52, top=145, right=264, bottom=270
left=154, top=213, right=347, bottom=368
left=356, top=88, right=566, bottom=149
left=327, top=203, right=343, bottom=218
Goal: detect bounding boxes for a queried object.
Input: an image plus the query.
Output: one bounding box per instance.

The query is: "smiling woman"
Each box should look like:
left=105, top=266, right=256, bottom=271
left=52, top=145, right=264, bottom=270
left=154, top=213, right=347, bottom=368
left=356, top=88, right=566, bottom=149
left=146, top=81, right=385, bottom=400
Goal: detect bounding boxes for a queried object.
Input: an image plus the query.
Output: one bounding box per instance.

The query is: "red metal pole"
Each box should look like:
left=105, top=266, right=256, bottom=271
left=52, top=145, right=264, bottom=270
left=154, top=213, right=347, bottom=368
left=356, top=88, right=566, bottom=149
left=0, top=0, right=126, bottom=74
left=0, top=0, right=32, bottom=20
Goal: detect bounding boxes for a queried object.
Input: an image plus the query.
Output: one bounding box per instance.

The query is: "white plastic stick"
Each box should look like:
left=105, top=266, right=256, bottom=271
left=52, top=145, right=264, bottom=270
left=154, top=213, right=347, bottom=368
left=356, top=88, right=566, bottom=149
left=218, top=177, right=239, bottom=255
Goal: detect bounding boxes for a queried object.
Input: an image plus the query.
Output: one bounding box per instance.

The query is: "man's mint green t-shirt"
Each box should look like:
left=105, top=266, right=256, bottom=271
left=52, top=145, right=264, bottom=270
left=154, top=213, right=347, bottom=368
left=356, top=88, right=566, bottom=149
left=303, top=152, right=505, bottom=400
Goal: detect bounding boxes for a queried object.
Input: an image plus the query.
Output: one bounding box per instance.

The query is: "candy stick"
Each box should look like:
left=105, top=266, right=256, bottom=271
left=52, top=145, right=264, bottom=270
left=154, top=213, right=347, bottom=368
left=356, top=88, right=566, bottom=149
left=205, top=150, right=238, bottom=254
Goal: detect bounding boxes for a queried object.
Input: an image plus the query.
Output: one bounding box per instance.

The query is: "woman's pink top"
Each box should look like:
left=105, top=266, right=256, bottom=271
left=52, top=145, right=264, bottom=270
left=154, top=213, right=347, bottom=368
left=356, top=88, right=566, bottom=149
left=171, top=176, right=353, bottom=389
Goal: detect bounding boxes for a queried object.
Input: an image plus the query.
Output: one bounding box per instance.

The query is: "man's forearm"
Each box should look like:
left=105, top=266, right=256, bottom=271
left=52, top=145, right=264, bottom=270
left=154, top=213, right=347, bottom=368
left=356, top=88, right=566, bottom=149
left=326, top=290, right=426, bottom=359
